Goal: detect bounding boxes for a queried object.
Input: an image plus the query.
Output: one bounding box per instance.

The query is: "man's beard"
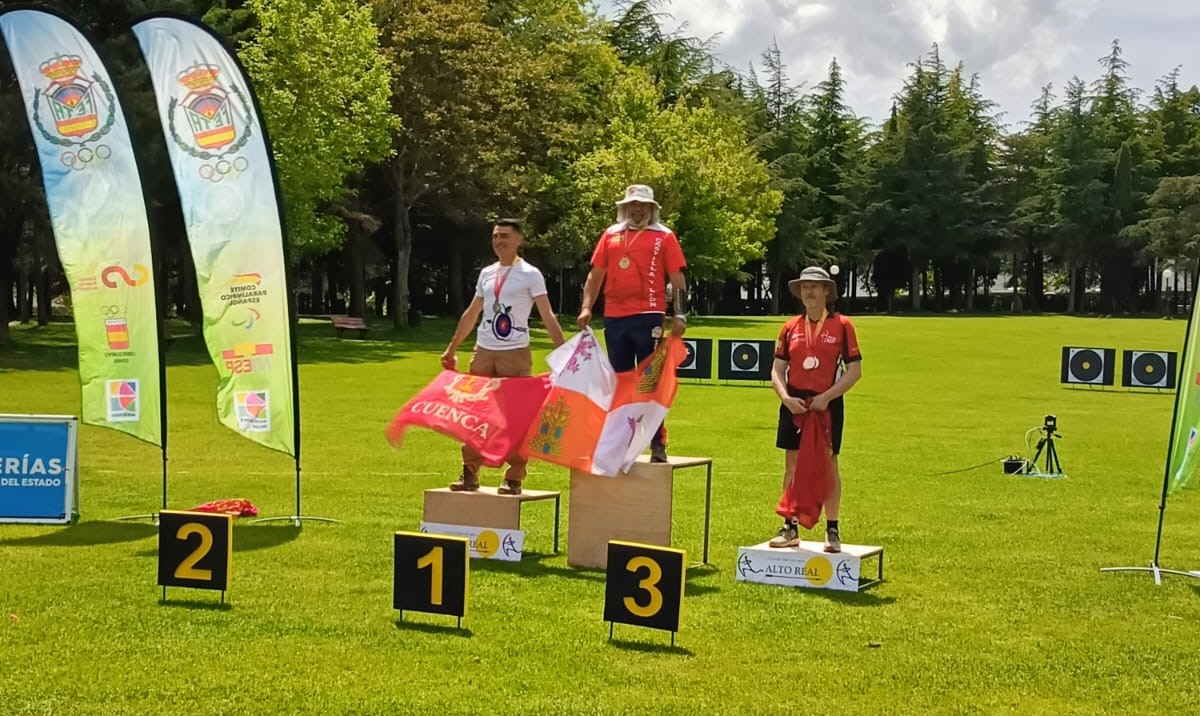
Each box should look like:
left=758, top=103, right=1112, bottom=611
left=626, top=212, right=650, bottom=228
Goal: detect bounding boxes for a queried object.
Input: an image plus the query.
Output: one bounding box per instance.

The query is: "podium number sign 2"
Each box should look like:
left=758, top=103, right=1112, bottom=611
left=158, top=510, right=232, bottom=600
left=394, top=532, right=469, bottom=626
left=603, top=541, right=685, bottom=644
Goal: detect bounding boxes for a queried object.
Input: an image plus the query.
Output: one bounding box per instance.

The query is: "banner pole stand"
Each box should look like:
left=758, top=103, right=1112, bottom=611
left=1105, top=256, right=1200, bottom=584
left=1102, top=487, right=1198, bottom=583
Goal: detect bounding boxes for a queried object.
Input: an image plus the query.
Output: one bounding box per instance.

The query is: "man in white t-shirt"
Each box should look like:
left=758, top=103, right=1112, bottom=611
left=440, top=219, right=566, bottom=495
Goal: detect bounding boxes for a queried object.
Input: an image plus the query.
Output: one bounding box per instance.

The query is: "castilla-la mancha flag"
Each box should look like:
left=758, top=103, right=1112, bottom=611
left=523, top=329, right=684, bottom=476
left=386, top=371, right=551, bottom=466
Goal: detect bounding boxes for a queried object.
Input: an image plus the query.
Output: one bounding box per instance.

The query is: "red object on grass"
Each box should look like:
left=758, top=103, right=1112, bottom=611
left=190, top=498, right=259, bottom=517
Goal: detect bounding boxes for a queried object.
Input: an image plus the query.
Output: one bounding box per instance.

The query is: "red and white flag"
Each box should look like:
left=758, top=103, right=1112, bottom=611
left=387, top=371, right=551, bottom=467
left=523, top=329, right=683, bottom=476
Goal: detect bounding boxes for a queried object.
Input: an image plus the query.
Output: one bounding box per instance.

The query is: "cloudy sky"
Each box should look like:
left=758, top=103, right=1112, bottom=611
left=595, top=0, right=1200, bottom=129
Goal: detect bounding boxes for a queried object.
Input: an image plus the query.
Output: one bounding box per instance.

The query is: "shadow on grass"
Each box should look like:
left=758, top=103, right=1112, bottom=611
left=232, top=524, right=302, bottom=551
left=157, top=597, right=234, bottom=612
left=131, top=523, right=301, bottom=558
left=796, top=587, right=895, bottom=607
left=394, top=618, right=472, bottom=638
left=0, top=520, right=155, bottom=547
left=607, top=635, right=694, bottom=657
left=683, top=566, right=722, bottom=597
left=470, top=551, right=606, bottom=582
left=473, top=554, right=724, bottom=596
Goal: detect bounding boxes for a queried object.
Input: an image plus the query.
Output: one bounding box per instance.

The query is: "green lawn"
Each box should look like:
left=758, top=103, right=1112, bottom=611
left=2, top=314, right=1198, bottom=715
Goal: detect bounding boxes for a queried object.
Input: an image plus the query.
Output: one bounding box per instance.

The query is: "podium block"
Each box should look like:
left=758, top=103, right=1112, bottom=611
left=567, top=461, right=674, bottom=569
left=422, top=486, right=561, bottom=553
left=736, top=541, right=883, bottom=592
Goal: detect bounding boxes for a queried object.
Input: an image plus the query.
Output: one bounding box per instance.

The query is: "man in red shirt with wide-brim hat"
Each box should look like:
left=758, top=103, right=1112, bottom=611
left=577, top=184, right=688, bottom=463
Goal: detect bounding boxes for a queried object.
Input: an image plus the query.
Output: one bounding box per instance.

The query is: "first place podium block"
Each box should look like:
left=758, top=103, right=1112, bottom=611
left=736, top=541, right=883, bottom=592
left=568, top=456, right=713, bottom=569
left=423, top=486, right=561, bottom=553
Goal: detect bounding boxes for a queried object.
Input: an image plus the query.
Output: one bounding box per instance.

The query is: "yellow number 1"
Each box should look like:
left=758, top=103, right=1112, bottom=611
left=417, top=546, right=444, bottom=606
left=623, top=556, right=663, bottom=618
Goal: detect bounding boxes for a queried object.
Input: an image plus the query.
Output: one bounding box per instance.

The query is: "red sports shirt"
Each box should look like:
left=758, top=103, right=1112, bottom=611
left=774, top=312, right=862, bottom=394
left=590, top=222, right=686, bottom=318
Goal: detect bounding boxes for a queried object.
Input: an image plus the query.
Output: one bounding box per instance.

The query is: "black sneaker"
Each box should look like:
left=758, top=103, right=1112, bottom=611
left=650, top=444, right=668, bottom=463
left=769, top=522, right=799, bottom=548
left=497, top=479, right=522, bottom=495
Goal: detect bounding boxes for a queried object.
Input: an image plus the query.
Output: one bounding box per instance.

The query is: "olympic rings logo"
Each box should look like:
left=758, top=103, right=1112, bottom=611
left=198, top=156, right=249, bottom=183
left=101, top=264, right=149, bottom=288
left=60, top=145, right=113, bottom=171
left=100, top=304, right=126, bottom=318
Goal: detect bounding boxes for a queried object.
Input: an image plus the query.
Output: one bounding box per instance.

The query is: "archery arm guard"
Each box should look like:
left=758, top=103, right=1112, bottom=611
left=672, top=286, right=689, bottom=320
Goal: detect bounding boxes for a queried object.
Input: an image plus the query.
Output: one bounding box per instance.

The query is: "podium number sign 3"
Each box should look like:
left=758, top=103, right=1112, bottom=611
left=158, top=510, right=233, bottom=601
left=603, top=541, right=685, bottom=644
left=394, top=532, right=469, bottom=626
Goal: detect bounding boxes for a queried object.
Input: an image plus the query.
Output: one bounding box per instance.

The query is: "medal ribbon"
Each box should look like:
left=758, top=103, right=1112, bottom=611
left=803, top=309, right=828, bottom=365
left=493, top=261, right=516, bottom=309
left=621, top=229, right=646, bottom=266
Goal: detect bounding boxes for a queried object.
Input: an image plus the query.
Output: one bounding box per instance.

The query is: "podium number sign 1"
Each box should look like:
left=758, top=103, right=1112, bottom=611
left=394, top=531, right=469, bottom=626
left=158, top=510, right=233, bottom=601
left=603, top=541, right=685, bottom=645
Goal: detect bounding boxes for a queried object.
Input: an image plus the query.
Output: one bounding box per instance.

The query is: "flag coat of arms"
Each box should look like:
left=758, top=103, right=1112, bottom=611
left=524, top=329, right=684, bottom=476
left=387, top=371, right=551, bottom=467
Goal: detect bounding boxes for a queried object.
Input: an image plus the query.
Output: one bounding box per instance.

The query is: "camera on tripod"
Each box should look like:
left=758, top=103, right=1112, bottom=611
left=1003, top=414, right=1066, bottom=477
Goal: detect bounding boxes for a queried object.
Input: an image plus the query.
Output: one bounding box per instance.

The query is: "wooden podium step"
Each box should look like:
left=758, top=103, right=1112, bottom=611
left=567, top=460, right=674, bottom=569
left=423, top=486, right=561, bottom=552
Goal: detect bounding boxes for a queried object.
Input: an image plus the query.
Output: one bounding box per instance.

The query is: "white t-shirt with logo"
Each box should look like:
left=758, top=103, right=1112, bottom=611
left=474, top=258, right=548, bottom=351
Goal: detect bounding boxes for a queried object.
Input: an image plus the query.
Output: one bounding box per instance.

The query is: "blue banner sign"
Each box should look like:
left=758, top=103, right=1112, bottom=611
left=0, top=415, right=79, bottom=524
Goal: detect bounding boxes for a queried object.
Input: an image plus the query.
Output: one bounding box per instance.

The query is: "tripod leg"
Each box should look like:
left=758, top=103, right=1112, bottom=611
left=1030, top=440, right=1046, bottom=474
left=1043, top=440, right=1061, bottom=474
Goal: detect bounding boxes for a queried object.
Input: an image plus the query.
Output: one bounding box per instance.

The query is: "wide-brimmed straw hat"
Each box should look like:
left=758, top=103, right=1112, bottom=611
left=615, top=184, right=660, bottom=206
left=788, top=266, right=838, bottom=300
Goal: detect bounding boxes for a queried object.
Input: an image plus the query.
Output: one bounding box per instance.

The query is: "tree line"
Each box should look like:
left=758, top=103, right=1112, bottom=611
left=2, top=0, right=1199, bottom=344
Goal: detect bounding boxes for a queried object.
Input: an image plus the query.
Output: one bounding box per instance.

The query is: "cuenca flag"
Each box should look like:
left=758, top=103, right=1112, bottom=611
left=387, top=371, right=551, bottom=467
left=524, top=329, right=684, bottom=476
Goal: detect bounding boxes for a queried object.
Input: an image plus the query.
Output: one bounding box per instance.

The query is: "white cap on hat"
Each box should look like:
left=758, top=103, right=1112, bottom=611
left=615, top=184, right=660, bottom=206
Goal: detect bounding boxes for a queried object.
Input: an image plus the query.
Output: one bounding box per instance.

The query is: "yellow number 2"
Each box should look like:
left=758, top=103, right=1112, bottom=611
left=623, top=556, right=663, bottom=618
left=417, top=546, right=444, bottom=606
left=174, top=523, right=213, bottom=581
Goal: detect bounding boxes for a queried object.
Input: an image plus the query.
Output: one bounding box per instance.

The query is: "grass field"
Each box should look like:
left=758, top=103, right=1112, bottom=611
left=2, top=314, right=1199, bottom=715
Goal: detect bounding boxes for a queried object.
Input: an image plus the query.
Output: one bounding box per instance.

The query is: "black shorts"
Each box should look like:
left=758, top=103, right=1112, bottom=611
left=776, top=393, right=844, bottom=454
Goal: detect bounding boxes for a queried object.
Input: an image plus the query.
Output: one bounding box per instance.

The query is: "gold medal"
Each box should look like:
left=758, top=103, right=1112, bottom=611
left=619, top=256, right=631, bottom=269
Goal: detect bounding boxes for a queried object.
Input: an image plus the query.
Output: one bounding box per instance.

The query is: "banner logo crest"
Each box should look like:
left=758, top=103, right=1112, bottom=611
left=168, top=63, right=253, bottom=180
left=33, top=54, right=115, bottom=170
left=444, top=375, right=502, bottom=404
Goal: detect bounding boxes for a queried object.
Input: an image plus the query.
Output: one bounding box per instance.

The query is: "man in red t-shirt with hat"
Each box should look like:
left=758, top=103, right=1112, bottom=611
left=577, top=184, right=688, bottom=462
left=768, top=265, right=862, bottom=552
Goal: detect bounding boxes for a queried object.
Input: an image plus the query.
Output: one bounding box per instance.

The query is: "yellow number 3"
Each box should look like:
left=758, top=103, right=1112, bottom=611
left=174, top=523, right=213, bottom=581
left=623, top=556, right=663, bottom=618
